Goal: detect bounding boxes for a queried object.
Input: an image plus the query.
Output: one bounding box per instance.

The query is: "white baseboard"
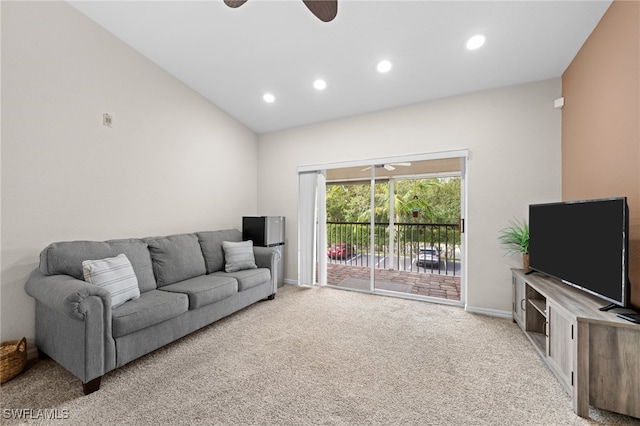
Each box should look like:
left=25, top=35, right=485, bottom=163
left=465, top=305, right=512, bottom=319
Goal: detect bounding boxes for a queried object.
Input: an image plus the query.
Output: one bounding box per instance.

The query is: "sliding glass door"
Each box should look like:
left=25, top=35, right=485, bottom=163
left=325, top=176, right=374, bottom=290
left=299, top=151, right=467, bottom=305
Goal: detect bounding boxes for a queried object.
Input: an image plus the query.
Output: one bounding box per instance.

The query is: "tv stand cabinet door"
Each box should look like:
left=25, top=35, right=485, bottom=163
left=546, top=299, right=576, bottom=395
left=512, top=273, right=526, bottom=329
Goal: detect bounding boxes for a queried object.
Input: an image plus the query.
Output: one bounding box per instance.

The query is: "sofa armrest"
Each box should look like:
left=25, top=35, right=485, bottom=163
left=253, top=246, right=279, bottom=269
left=25, top=269, right=112, bottom=321
left=24, top=269, right=116, bottom=384
left=253, top=246, right=279, bottom=293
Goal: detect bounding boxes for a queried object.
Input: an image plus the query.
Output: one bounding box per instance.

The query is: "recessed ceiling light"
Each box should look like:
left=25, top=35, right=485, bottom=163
left=313, top=79, right=327, bottom=90
left=263, top=93, right=275, bottom=103
left=377, top=60, right=392, bottom=73
left=466, top=34, right=486, bottom=50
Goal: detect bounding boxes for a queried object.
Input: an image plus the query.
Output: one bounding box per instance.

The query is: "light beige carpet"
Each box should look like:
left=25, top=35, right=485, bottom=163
left=2, top=285, right=639, bottom=425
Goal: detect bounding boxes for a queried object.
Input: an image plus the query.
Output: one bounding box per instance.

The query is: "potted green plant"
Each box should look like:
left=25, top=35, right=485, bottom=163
left=498, top=218, right=530, bottom=272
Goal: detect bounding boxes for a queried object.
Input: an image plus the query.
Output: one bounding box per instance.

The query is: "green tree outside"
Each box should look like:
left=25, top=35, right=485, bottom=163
left=326, top=177, right=460, bottom=224
left=326, top=177, right=461, bottom=255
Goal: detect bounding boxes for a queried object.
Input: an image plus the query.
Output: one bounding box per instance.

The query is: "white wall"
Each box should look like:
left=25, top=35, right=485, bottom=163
left=1, top=2, right=258, bottom=343
left=257, top=79, right=562, bottom=314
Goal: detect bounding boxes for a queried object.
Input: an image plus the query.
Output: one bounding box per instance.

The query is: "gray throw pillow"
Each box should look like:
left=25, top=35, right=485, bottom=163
left=222, top=240, right=258, bottom=272
left=82, top=254, right=141, bottom=308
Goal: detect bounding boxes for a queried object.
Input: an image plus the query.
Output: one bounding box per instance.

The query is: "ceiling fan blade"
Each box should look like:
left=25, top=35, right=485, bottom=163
left=224, top=0, right=247, bottom=8
left=302, top=0, right=338, bottom=23
left=363, top=163, right=404, bottom=172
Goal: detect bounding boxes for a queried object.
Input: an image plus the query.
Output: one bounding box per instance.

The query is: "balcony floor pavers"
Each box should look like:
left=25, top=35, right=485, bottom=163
left=327, top=263, right=461, bottom=301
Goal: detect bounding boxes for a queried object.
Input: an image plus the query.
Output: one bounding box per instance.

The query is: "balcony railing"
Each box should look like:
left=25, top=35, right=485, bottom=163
left=327, top=221, right=461, bottom=276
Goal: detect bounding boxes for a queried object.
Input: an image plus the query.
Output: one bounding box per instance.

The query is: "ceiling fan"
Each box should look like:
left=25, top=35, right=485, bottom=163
left=361, top=163, right=412, bottom=172
left=224, top=0, right=338, bottom=23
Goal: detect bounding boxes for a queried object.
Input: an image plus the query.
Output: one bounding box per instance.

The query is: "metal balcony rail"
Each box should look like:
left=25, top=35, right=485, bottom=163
left=326, top=221, right=461, bottom=276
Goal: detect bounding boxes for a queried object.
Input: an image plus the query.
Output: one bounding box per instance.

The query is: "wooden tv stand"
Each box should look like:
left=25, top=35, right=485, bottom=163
left=512, top=269, right=639, bottom=419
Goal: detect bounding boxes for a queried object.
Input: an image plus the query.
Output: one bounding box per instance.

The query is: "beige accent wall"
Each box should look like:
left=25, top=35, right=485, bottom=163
left=258, top=79, right=562, bottom=315
left=562, top=0, right=640, bottom=307
left=1, top=2, right=258, bottom=343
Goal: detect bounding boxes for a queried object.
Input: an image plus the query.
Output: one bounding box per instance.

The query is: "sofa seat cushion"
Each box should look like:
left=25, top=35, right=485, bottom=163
left=159, top=275, right=238, bottom=310
left=112, top=290, right=189, bottom=338
left=211, top=268, right=270, bottom=291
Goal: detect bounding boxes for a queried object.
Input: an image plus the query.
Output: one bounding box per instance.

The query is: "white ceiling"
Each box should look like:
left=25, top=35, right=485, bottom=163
left=69, top=0, right=611, bottom=134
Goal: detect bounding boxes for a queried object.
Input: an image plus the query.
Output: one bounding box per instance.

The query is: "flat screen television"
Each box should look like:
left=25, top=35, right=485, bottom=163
left=528, top=197, right=630, bottom=309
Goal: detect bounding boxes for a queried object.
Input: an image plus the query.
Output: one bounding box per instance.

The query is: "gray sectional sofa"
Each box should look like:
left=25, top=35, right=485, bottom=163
left=24, top=229, right=278, bottom=394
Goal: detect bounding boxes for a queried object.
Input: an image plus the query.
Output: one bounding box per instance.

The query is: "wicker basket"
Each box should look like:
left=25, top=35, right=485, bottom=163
left=1, top=337, right=27, bottom=384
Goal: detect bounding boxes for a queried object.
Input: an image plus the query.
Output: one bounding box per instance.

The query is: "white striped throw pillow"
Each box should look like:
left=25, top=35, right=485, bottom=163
left=82, top=253, right=141, bottom=308
left=222, top=240, right=258, bottom=272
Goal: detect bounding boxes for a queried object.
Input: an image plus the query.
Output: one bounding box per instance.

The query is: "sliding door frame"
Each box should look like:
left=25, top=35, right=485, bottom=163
left=297, top=149, right=469, bottom=304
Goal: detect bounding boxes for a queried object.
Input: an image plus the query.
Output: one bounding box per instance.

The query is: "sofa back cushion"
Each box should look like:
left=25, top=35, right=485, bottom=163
left=39, top=239, right=157, bottom=293
left=196, top=229, right=242, bottom=274
left=144, top=233, right=206, bottom=286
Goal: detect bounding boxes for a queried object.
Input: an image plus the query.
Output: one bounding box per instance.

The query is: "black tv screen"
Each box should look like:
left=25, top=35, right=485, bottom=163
left=528, top=197, right=629, bottom=308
